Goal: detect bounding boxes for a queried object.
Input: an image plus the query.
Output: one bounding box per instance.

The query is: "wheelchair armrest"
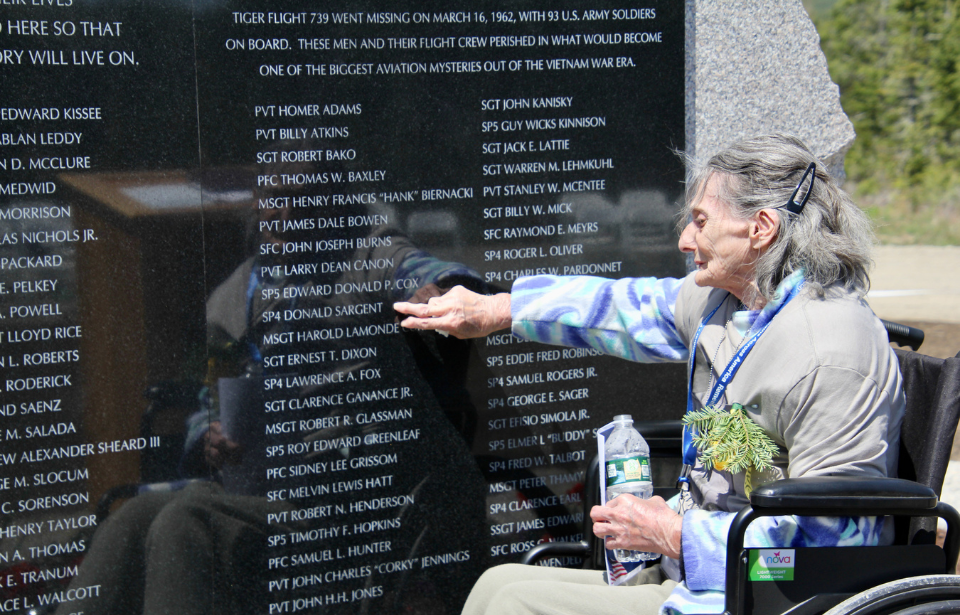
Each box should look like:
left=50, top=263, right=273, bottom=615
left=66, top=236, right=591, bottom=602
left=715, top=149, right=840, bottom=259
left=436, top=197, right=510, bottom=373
left=750, top=476, right=938, bottom=512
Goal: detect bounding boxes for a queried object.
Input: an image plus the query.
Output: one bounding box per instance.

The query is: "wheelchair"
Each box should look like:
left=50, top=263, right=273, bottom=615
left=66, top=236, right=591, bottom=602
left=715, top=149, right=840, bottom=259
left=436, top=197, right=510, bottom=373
left=522, top=323, right=960, bottom=615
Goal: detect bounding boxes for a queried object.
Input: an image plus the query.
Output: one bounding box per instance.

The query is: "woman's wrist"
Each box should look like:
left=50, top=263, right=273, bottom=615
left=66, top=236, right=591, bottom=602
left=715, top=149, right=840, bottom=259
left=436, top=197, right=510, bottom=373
left=491, top=293, right=513, bottom=332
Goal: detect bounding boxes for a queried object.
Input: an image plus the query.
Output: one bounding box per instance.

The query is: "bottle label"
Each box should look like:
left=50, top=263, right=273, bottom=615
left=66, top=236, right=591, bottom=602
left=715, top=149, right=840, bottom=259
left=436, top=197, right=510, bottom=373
left=605, top=455, right=650, bottom=487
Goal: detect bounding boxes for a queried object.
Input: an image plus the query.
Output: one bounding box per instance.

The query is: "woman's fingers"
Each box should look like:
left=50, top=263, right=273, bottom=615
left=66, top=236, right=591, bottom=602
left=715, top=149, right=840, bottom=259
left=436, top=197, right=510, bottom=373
left=589, top=496, right=682, bottom=559
left=394, top=300, right=439, bottom=319
left=394, top=287, right=512, bottom=339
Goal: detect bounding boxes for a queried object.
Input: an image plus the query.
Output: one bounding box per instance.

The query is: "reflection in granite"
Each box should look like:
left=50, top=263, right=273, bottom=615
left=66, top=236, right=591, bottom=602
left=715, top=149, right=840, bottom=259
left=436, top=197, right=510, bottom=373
left=1, top=2, right=685, bottom=613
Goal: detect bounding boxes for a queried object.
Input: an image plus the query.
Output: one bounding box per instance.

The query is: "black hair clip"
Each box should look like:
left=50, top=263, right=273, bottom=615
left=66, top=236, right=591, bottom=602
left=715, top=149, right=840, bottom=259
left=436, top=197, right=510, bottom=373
left=780, top=162, right=816, bottom=215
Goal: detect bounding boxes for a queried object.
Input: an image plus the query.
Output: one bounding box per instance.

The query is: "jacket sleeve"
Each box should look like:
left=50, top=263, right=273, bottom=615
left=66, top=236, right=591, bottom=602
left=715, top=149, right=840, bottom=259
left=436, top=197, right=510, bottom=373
left=509, top=275, right=688, bottom=363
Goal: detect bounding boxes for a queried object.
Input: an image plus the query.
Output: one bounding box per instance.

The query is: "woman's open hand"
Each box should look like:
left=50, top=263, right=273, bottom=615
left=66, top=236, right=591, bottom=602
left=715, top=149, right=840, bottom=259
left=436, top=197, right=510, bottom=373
left=393, top=286, right=512, bottom=339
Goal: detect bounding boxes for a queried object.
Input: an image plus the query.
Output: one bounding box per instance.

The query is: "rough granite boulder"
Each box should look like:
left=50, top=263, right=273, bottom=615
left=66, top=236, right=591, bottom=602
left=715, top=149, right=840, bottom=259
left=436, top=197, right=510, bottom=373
left=686, top=0, right=855, bottom=181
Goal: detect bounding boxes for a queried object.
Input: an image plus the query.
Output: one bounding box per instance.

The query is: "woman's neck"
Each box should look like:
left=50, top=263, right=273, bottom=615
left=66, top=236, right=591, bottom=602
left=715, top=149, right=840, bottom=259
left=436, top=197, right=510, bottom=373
left=732, top=281, right=766, bottom=311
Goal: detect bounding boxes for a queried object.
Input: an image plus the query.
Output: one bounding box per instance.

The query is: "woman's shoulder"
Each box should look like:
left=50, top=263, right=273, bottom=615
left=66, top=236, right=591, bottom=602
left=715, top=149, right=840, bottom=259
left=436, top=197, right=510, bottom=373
left=778, top=284, right=893, bottom=373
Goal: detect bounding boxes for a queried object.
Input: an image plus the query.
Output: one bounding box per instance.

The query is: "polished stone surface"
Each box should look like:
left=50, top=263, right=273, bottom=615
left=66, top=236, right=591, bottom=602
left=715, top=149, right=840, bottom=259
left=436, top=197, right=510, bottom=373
left=0, top=2, right=686, bottom=613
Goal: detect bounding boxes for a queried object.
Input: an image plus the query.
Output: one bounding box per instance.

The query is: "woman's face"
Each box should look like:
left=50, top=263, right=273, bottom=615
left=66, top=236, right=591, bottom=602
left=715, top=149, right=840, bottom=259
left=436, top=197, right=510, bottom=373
left=678, top=175, right=758, bottom=299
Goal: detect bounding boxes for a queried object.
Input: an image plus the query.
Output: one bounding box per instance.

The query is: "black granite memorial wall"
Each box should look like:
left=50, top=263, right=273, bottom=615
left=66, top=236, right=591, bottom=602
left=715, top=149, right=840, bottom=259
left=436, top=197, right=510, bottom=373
left=0, top=2, right=685, bottom=613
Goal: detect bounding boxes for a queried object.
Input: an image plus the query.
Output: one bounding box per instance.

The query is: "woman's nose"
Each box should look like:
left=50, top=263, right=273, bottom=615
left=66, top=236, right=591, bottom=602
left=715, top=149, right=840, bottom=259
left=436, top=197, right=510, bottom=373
left=678, top=221, right=696, bottom=253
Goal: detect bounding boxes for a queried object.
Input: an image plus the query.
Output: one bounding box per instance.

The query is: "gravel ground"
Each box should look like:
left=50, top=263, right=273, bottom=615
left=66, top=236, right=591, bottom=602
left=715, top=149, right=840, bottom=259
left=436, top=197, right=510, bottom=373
left=867, top=245, right=960, bottom=326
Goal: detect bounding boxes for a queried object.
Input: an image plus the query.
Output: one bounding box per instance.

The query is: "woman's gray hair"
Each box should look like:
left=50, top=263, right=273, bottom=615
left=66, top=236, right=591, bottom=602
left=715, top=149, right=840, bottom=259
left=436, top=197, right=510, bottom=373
left=684, top=133, right=874, bottom=301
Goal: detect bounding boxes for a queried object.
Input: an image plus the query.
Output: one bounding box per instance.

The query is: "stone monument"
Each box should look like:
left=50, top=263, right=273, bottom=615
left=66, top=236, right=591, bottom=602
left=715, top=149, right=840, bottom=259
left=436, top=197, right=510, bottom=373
left=0, top=1, right=854, bottom=613
left=686, top=0, right=855, bottom=179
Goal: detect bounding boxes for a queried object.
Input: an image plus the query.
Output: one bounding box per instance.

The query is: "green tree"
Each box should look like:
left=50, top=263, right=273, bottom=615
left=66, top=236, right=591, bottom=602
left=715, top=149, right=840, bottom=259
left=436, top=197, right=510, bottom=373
left=816, top=0, right=960, bottom=243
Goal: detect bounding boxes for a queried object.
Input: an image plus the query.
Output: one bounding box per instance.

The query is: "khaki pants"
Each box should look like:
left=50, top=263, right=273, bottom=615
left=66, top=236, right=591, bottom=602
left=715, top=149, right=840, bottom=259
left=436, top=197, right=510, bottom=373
left=461, top=563, right=678, bottom=615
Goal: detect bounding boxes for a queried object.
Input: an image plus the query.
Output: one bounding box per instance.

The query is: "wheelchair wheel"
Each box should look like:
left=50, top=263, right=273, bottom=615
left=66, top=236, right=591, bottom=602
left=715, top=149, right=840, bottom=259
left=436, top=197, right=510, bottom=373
left=825, top=575, right=960, bottom=615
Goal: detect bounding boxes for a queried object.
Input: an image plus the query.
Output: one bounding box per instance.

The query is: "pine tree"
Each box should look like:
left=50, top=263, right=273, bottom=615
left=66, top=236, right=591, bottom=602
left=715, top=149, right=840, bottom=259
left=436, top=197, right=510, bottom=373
left=816, top=0, right=960, bottom=242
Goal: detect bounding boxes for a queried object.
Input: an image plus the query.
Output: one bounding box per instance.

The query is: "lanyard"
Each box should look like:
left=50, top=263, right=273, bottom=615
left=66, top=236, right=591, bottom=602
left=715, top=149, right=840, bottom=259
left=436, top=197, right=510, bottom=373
left=245, top=268, right=264, bottom=363
left=679, top=281, right=804, bottom=482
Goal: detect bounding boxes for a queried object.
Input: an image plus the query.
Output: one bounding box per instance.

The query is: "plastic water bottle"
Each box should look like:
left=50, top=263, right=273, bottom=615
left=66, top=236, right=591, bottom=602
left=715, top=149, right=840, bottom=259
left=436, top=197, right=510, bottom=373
left=604, top=414, right=657, bottom=562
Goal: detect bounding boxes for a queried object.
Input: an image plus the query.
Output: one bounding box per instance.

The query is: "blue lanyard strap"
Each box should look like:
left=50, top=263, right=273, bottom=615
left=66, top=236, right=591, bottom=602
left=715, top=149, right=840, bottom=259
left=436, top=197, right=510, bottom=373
left=680, top=297, right=725, bottom=475
left=245, top=268, right=264, bottom=363
left=679, top=281, right=805, bottom=482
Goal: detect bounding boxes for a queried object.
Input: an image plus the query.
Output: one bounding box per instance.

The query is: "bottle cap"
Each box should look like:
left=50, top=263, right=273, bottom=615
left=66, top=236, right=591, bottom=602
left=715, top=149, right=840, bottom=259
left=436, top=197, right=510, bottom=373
left=613, top=414, right=633, bottom=423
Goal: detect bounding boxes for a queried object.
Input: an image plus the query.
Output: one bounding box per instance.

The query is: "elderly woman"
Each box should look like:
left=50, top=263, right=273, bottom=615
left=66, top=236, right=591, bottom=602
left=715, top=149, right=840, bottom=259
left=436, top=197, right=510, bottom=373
left=393, top=134, right=904, bottom=615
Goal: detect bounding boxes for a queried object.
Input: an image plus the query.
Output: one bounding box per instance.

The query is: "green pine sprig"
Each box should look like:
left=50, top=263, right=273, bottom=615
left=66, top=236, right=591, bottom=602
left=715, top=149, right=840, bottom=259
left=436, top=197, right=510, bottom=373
left=681, top=403, right=779, bottom=475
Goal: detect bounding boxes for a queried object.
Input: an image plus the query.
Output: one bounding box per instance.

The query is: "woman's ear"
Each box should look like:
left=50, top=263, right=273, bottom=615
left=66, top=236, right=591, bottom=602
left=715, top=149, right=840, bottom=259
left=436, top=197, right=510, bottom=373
left=750, top=209, right=780, bottom=250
